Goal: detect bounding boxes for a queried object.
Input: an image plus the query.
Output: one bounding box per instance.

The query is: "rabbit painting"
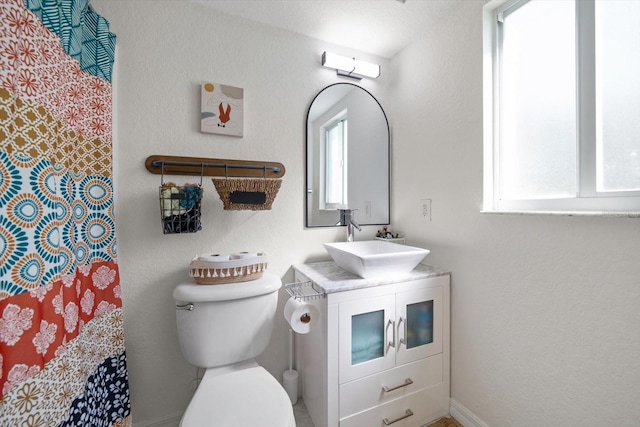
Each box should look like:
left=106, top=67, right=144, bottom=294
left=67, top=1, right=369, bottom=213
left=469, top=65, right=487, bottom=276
left=201, top=82, right=244, bottom=136
left=218, top=103, right=231, bottom=127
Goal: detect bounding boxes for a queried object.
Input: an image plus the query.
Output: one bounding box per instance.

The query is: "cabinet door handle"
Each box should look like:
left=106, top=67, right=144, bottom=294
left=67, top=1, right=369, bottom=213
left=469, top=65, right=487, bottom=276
left=382, top=377, right=413, bottom=393
left=387, top=319, right=395, bottom=350
left=383, top=409, right=414, bottom=425
left=398, top=316, right=406, bottom=346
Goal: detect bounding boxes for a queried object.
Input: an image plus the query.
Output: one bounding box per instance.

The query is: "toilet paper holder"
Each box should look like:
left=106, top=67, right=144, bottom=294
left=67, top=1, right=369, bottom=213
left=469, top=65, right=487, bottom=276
left=284, top=281, right=325, bottom=301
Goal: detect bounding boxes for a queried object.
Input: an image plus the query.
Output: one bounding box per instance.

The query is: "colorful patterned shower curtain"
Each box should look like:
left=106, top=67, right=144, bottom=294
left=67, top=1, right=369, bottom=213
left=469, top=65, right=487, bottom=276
left=0, top=0, right=131, bottom=425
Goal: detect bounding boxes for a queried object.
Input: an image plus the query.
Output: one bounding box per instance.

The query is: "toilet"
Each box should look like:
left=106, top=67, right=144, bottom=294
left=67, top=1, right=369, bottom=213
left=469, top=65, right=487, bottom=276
left=173, top=272, right=296, bottom=427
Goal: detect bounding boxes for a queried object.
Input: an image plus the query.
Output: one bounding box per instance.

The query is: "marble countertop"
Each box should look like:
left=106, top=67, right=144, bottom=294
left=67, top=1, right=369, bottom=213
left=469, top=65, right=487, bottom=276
left=293, top=261, right=449, bottom=294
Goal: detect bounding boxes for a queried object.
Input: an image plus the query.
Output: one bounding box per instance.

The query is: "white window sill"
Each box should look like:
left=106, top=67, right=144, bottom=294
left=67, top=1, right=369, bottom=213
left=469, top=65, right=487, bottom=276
left=481, top=210, right=640, bottom=218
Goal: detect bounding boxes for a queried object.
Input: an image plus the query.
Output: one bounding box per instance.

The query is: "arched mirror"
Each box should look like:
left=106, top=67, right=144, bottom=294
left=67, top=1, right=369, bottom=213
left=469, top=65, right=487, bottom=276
left=305, top=83, right=390, bottom=227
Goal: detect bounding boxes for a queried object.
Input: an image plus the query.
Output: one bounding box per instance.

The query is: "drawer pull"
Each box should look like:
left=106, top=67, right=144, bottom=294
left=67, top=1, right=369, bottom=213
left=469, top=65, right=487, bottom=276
left=383, top=409, right=414, bottom=425
left=382, top=378, right=413, bottom=393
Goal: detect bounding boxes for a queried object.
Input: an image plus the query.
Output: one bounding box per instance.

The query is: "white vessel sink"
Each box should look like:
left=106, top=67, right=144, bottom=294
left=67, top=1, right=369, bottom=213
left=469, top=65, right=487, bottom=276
left=323, top=240, right=429, bottom=279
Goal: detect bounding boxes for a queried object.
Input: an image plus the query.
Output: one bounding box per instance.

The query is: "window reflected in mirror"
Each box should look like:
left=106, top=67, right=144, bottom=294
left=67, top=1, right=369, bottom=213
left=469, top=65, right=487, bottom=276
left=324, top=115, right=348, bottom=209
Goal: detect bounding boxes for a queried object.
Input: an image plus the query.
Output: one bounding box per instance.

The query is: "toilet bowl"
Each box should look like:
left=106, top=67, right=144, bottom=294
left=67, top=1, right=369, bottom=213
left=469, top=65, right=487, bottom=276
left=179, top=361, right=296, bottom=427
left=173, top=273, right=295, bottom=427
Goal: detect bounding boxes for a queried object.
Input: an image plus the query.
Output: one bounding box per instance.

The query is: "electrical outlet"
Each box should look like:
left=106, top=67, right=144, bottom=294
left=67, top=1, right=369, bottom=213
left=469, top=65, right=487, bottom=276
left=420, top=198, right=432, bottom=221
left=364, top=201, right=371, bottom=218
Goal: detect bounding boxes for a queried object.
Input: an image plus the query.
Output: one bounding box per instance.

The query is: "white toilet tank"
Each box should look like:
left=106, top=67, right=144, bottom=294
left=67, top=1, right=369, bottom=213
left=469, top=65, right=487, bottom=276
left=173, top=272, right=282, bottom=368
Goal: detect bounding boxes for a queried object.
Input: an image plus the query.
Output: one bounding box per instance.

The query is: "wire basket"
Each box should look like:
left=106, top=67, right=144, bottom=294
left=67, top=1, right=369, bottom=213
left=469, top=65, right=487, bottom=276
left=159, top=163, right=204, bottom=234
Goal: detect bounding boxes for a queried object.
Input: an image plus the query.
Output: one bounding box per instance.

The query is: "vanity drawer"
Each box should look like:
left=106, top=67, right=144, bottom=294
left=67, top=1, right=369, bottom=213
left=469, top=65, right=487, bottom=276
left=339, top=354, right=443, bottom=418
left=339, top=382, right=446, bottom=427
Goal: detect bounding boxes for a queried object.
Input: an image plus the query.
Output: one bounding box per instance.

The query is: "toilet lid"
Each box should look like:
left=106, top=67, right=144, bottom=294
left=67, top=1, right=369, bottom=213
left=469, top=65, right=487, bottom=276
left=181, top=366, right=296, bottom=427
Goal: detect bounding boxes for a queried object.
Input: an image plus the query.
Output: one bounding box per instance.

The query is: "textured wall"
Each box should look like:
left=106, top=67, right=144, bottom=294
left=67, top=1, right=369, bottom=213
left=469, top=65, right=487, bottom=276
left=92, top=0, right=640, bottom=425
left=390, top=1, right=640, bottom=426
left=93, top=1, right=388, bottom=425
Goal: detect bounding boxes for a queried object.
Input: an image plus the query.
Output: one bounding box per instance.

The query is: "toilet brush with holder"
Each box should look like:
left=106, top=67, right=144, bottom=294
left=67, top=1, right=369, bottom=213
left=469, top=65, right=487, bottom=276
left=282, top=328, right=298, bottom=405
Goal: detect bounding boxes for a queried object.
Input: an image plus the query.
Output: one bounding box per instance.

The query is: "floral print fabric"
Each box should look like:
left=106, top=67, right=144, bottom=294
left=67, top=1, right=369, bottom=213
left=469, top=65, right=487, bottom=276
left=0, top=0, right=130, bottom=425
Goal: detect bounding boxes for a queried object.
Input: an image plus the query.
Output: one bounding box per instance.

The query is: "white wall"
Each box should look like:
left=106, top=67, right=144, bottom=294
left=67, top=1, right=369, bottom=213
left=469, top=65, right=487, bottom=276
left=94, top=0, right=640, bottom=425
left=390, top=1, right=640, bottom=426
left=92, top=1, right=388, bottom=425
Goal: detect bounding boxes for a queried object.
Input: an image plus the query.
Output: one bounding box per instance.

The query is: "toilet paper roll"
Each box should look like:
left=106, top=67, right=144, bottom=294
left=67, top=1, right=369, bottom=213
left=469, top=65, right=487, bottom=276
left=198, top=254, right=229, bottom=262
left=283, top=298, right=319, bottom=334
left=230, top=252, right=257, bottom=260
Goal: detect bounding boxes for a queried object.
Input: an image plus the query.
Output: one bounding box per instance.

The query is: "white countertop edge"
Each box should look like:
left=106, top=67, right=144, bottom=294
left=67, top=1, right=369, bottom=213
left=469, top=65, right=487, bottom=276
left=293, top=261, right=449, bottom=294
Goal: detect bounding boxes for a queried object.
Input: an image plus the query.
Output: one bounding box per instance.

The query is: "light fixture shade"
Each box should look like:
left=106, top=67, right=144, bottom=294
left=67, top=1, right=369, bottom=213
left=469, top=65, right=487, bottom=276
left=322, top=51, right=380, bottom=79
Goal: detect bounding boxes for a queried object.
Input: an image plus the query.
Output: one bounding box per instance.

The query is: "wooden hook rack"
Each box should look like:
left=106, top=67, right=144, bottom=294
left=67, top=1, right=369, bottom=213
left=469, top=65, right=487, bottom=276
left=145, top=155, right=285, bottom=179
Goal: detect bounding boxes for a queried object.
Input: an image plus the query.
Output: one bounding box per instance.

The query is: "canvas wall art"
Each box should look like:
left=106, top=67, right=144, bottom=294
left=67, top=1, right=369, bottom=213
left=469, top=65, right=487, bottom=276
left=201, top=82, right=244, bottom=137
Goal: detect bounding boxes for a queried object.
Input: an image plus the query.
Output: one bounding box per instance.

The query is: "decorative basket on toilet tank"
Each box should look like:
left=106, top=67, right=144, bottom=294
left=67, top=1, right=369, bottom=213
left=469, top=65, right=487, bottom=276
left=189, top=252, right=268, bottom=284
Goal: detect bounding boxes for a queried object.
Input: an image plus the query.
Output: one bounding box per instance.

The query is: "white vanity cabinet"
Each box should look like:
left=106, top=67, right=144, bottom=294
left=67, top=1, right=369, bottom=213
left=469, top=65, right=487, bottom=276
left=293, top=262, right=450, bottom=427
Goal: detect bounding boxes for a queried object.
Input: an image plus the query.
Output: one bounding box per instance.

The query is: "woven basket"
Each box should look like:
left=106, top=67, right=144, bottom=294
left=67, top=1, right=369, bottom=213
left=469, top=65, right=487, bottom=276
left=212, top=178, right=281, bottom=210
left=189, top=253, right=268, bottom=285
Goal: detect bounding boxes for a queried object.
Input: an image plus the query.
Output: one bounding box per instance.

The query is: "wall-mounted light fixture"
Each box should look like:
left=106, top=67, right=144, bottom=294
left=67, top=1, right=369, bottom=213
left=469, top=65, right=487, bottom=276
left=321, top=51, right=380, bottom=80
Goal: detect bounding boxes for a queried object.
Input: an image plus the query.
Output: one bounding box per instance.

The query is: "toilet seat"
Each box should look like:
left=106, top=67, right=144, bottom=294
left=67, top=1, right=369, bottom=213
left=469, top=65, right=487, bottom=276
left=180, top=365, right=296, bottom=427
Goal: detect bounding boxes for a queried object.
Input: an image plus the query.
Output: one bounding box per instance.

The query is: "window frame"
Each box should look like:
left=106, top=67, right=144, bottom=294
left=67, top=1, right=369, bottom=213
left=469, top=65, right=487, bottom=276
left=483, top=0, right=640, bottom=215
left=321, top=115, right=348, bottom=210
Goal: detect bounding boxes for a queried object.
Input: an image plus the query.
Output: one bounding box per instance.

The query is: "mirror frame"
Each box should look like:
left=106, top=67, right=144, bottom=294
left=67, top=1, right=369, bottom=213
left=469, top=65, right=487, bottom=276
left=305, top=83, right=390, bottom=228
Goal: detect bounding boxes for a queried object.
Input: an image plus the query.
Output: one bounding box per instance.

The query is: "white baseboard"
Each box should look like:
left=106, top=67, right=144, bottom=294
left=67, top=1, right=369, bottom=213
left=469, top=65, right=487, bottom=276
left=133, top=412, right=182, bottom=427
left=449, top=398, right=490, bottom=427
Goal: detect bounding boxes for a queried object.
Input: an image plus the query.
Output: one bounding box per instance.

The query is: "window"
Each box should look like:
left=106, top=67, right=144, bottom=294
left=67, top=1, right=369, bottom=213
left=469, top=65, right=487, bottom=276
left=483, top=0, right=640, bottom=214
left=323, top=117, right=348, bottom=209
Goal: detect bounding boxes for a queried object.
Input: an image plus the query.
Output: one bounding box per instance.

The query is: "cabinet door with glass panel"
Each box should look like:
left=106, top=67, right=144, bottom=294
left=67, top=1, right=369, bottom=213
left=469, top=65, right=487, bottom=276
left=338, top=295, right=396, bottom=383
left=338, top=286, right=443, bottom=384
left=395, top=287, right=443, bottom=366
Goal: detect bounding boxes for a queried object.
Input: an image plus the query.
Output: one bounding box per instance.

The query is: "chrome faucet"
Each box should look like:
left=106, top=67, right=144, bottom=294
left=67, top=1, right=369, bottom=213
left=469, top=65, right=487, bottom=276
left=336, top=209, right=361, bottom=242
